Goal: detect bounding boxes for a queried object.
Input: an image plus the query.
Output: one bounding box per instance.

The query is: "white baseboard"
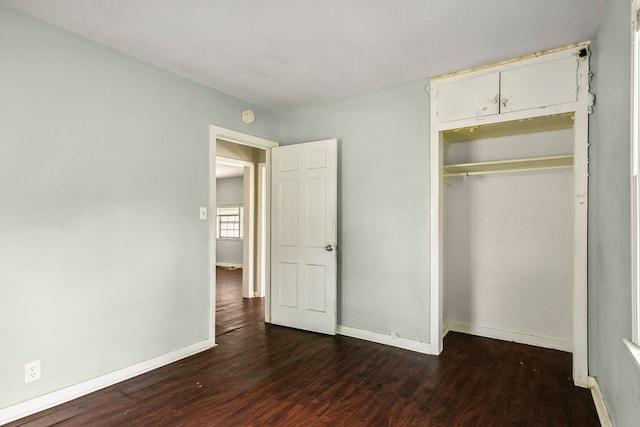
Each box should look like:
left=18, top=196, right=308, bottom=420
left=587, top=376, right=612, bottom=427
left=215, top=262, right=242, bottom=268
left=0, top=340, right=213, bottom=426
left=443, top=322, right=452, bottom=337
left=446, top=322, right=573, bottom=353
left=336, top=325, right=433, bottom=355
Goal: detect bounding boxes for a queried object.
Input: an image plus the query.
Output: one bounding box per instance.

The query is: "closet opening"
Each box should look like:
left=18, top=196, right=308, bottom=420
left=442, top=117, right=575, bottom=354
left=428, top=44, right=590, bottom=387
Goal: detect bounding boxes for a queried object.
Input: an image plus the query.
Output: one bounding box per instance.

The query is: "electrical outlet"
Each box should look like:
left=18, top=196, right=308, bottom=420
left=24, top=360, right=41, bottom=384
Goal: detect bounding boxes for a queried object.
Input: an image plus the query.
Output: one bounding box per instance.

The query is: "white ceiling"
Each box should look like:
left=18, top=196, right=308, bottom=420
left=216, top=162, right=244, bottom=179
left=0, top=0, right=603, bottom=110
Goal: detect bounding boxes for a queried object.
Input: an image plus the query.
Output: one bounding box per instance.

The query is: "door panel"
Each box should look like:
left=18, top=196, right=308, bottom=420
left=279, top=263, right=298, bottom=308
left=500, top=56, right=577, bottom=112
left=437, top=73, right=500, bottom=122
left=305, top=264, right=326, bottom=312
left=279, top=180, right=299, bottom=246
left=271, top=139, right=337, bottom=335
left=306, top=177, right=326, bottom=245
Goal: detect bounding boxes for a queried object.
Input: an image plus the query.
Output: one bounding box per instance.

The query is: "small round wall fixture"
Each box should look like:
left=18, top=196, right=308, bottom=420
left=242, top=109, right=255, bottom=124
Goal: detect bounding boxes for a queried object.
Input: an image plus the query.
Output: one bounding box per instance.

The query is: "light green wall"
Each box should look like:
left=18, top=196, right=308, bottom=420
left=0, top=5, right=279, bottom=408
left=5, top=0, right=640, bottom=424
left=280, top=82, right=431, bottom=341
left=589, top=0, right=640, bottom=425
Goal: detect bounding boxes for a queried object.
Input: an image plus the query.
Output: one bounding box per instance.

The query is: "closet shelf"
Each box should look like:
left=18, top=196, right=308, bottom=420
left=443, top=154, right=573, bottom=178
left=442, top=112, right=575, bottom=144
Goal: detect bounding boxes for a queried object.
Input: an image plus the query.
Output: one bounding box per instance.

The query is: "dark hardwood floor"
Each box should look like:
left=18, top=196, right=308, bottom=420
left=9, top=267, right=599, bottom=426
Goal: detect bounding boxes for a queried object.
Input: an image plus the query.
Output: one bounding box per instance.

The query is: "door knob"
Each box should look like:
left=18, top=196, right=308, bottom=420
left=325, top=244, right=334, bottom=252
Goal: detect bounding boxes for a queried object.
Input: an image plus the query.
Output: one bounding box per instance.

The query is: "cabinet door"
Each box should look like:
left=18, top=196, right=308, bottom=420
left=436, top=73, right=500, bottom=123
left=500, top=56, right=577, bottom=113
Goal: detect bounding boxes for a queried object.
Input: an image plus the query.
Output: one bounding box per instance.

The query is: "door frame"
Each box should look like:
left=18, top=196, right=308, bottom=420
left=208, top=126, right=278, bottom=346
left=257, top=162, right=268, bottom=298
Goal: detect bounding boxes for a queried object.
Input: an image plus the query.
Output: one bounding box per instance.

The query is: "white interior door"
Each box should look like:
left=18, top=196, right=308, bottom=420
left=271, top=139, right=338, bottom=335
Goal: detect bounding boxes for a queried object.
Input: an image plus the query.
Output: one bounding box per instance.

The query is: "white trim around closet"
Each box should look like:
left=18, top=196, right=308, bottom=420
left=428, top=43, right=591, bottom=388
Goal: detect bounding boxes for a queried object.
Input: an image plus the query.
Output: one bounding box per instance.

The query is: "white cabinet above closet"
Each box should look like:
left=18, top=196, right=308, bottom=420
left=500, top=56, right=577, bottom=113
left=434, top=48, right=583, bottom=126
left=437, top=73, right=500, bottom=123
left=432, top=45, right=588, bottom=180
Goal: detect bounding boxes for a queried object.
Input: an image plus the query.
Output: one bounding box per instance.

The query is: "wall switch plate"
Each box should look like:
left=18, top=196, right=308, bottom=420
left=24, top=360, right=41, bottom=384
left=199, top=207, right=207, bottom=220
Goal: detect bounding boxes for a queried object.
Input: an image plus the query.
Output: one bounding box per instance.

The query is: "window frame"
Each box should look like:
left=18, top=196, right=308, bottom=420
left=216, top=205, right=244, bottom=240
left=631, top=0, right=640, bottom=346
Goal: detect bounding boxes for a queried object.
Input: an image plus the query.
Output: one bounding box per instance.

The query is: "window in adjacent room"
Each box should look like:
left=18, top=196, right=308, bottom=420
left=216, top=205, right=244, bottom=239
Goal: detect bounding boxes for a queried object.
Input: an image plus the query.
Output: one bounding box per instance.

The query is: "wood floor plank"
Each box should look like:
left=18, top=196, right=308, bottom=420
left=8, top=267, right=599, bottom=426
